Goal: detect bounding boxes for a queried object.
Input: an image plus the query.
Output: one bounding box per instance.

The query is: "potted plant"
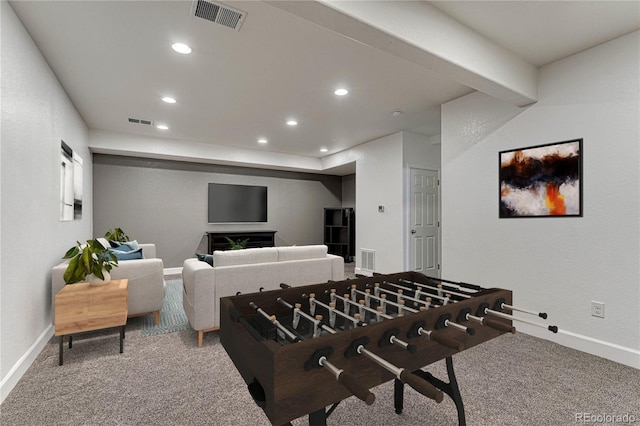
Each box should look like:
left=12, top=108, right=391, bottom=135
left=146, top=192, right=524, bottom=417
left=104, top=227, right=130, bottom=243
left=63, top=239, right=119, bottom=285
left=225, top=237, right=249, bottom=250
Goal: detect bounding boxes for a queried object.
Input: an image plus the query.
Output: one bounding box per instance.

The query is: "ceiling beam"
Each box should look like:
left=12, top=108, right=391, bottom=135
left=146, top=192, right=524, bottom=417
left=88, top=130, right=357, bottom=174
left=266, top=0, right=538, bottom=107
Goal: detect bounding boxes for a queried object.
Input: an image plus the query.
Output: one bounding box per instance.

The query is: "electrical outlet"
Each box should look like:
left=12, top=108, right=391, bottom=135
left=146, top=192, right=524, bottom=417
left=591, top=301, right=605, bottom=318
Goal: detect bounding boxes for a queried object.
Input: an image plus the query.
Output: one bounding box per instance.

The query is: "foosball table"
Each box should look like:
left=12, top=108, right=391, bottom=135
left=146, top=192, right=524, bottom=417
left=220, top=271, right=557, bottom=425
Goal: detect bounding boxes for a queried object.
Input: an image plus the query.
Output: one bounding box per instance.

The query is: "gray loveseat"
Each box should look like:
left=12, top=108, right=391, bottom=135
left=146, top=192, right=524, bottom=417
left=182, top=245, right=344, bottom=347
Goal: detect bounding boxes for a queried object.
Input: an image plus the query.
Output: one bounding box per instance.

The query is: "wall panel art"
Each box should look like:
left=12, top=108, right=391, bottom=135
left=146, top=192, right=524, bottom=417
left=499, top=139, right=582, bottom=218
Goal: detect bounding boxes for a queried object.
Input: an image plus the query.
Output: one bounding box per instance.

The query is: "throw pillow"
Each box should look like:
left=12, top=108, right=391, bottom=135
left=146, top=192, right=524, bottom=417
left=96, top=237, right=111, bottom=249
left=110, top=240, right=140, bottom=251
left=196, top=253, right=214, bottom=266
left=108, top=246, right=144, bottom=260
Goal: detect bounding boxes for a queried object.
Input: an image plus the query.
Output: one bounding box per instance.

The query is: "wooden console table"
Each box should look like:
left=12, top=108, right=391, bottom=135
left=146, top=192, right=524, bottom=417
left=207, top=230, right=276, bottom=253
left=54, top=279, right=128, bottom=366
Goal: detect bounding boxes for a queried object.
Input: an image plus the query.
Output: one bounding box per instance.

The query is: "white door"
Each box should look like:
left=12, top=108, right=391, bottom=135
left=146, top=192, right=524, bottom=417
left=409, top=168, right=439, bottom=276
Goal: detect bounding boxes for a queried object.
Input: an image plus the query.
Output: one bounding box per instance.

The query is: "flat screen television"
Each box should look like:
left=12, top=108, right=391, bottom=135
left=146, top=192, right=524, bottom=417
left=208, top=183, right=267, bottom=223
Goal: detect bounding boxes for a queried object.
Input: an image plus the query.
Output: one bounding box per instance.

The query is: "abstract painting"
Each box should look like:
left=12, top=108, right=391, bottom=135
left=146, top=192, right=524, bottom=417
left=499, top=139, right=582, bottom=218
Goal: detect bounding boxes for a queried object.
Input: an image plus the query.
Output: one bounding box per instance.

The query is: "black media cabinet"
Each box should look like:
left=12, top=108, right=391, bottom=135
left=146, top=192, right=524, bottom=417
left=207, top=231, right=276, bottom=253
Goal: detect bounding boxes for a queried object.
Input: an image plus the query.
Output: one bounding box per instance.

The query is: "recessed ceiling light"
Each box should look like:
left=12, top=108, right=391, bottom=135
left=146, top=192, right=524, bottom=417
left=156, top=124, right=169, bottom=130
left=334, top=88, right=349, bottom=96
left=162, top=97, right=176, bottom=104
left=286, top=120, right=298, bottom=126
left=320, top=148, right=329, bottom=153
left=258, top=138, right=268, bottom=144
left=171, top=43, right=192, bottom=54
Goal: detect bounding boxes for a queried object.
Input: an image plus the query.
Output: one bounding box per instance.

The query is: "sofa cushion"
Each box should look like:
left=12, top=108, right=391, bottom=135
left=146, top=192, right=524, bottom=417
left=277, top=245, right=328, bottom=261
left=213, top=247, right=278, bottom=267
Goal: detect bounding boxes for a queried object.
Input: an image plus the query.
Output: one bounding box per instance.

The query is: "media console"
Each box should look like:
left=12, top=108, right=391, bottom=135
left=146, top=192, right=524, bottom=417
left=207, top=230, right=276, bottom=253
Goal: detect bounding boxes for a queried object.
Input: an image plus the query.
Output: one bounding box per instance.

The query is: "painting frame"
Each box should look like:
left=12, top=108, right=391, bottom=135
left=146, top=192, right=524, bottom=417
left=499, top=139, right=583, bottom=218
left=60, top=140, right=83, bottom=221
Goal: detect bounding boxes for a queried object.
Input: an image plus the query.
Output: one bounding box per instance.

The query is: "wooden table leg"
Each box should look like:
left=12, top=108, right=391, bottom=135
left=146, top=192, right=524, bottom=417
left=58, top=336, right=63, bottom=366
left=120, top=326, right=125, bottom=353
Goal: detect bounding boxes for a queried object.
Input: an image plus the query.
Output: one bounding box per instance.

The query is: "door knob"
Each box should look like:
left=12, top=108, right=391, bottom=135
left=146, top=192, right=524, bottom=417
left=411, top=229, right=417, bottom=234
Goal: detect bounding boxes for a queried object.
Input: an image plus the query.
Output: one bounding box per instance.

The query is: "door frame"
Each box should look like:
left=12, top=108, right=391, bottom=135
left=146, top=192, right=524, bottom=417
left=404, top=166, right=441, bottom=276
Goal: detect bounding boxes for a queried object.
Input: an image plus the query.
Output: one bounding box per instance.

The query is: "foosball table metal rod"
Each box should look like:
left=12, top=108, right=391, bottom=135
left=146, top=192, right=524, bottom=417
left=498, top=301, right=548, bottom=319
left=249, top=301, right=302, bottom=342
left=303, top=293, right=362, bottom=329
left=277, top=297, right=334, bottom=337
left=345, top=337, right=444, bottom=403
left=342, top=287, right=420, bottom=315
left=328, top=291, right=394, bottom=321
left=457, top=307, right=516, bottom=334
left=389, top=280, right=452, bottom=304
left=304, top=346, right=376, bottom=406
left=409, top=321, right=466, bottom=351
left=399, top=278, right=473, bottom=301
left=420, top=275, right=485, bottom=292
left=483, top=307, right=558, bottom=333
left=255, top=301, right=378, bottom=409
left=369, top=283, right=433, bottom=309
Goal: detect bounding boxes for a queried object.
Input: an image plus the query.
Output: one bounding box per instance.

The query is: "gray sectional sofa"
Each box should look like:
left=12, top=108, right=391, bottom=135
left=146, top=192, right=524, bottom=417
left=182, top=245, right=344, bottom=347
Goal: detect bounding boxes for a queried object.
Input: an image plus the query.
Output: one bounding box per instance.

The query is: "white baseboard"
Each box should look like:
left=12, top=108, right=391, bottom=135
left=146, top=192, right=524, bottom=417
left=354, top=267, right=373, bottom=277
left=1, top=324, right=54, bottom=404
left=517, top=323, right=640, bottom=369
left=163, top=267, right=182, bottom=276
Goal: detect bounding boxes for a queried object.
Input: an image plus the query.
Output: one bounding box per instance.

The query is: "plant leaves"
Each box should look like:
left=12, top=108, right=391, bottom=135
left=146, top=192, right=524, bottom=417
left=92, top=264, right=104, bottom=280
left=63, top=245, right=80, bottom=259
left=64, top=255, right=82, bottom=284
left=104, top=228, right=130, bottom=242
left=63, top=239, right=119, bottom=284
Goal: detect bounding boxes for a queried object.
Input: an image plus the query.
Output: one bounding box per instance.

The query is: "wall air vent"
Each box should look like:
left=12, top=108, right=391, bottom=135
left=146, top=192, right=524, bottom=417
left=361, top=249, right=375, bottom=273
left=192, top=0, right=246, bottom=31
left=128, top=118, right=153, bottom=126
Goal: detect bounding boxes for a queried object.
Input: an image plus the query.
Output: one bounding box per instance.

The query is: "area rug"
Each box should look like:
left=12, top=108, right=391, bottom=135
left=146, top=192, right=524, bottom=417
left=141, top=279, right=189, bottom=337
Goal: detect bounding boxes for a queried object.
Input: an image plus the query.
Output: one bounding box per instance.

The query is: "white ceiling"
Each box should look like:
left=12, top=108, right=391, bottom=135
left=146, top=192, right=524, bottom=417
left=430, top=1, right=640, bottom=67
left=10, top=0, right=640, bottom=174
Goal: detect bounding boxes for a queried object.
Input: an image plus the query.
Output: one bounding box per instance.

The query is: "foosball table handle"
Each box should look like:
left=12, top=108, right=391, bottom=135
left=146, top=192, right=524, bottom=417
left=399, top=370, right=444, bottom=403
left=338, top=371, right=376, bottom=405
left=430, top=331, right=465, bottom=351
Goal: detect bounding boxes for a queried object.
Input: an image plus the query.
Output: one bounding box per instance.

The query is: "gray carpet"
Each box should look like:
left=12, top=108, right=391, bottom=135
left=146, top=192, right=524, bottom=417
left=1, top=278, right=639, bottom=425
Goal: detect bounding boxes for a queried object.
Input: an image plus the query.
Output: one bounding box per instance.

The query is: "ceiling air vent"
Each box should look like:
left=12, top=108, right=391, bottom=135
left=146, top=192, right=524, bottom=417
left=192, top=0, right=246, bottom=31
left=128, top=118, right=153, bottom=126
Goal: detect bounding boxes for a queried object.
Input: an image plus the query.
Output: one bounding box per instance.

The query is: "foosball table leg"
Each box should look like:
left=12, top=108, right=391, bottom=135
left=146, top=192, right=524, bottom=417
left=393, top=378, right=404, bottom=414
left=281, top=402, right=341, bottom=426
left=307, top=407, right=327, bottom=426
left=412, top=356, right=466, bottom=426
left=446, top=356, right=466, bottom=426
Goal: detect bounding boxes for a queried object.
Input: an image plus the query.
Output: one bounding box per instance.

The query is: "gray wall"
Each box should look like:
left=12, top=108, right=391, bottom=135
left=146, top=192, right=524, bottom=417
left=1, top=2, right=92, bottom=400
left=341, top=174, right=355, bottom=209
left=441, top=32, right=639, bottom=366
left=93, top=155, right=343, bottom=268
